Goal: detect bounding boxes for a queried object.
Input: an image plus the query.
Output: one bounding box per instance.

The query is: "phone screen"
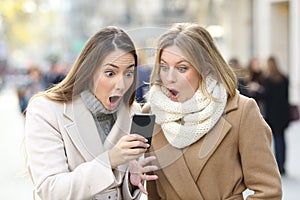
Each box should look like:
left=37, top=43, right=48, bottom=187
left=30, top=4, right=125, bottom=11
left=130, top=114, right=155, bottom=145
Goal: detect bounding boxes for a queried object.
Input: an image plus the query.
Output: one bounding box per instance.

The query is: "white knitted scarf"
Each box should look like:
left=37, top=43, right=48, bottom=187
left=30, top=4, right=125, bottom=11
left=149, top=76, right=227, bottom=149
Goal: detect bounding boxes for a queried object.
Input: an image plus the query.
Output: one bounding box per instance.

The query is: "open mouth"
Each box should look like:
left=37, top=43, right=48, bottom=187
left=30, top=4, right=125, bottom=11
left=109, top=96, right=121, bottom=103
left=168, top=89, right=179, bottom=99
left=109, top=95, right=121, bottom=108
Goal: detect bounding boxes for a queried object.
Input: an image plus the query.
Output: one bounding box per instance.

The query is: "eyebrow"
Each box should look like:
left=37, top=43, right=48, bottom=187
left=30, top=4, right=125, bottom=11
left=104, top=63, right=135, bottom=69
left=160, top=58, right=190, bottom=65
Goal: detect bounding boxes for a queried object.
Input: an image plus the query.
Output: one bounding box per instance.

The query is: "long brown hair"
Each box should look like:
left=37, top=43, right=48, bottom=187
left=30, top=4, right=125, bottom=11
left=150, top=23, right=237, bottom=99
left=33, top=26, right=138, bottom=105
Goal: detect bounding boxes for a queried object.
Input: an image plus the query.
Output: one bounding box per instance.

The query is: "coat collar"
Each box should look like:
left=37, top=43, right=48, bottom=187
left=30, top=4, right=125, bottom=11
left=63, top=97, right=133, bottom=161
left=224, top=90, right=239, bottom=114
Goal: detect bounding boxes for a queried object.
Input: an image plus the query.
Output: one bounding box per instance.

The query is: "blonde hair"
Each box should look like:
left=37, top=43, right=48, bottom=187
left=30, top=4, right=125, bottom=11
left=150, top=23, right=237, bottom=99
left=32, top=26, right=138, bottom=105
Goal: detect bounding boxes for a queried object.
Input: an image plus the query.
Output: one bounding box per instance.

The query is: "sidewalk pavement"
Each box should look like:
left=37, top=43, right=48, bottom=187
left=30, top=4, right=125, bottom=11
left=0, top=86, right=33, bottom=199
left=0, top=85, right=299, bottom=199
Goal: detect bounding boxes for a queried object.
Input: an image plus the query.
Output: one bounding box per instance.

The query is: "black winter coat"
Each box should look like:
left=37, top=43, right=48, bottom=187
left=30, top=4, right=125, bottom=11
left=263, top=77, right=289, bottom=131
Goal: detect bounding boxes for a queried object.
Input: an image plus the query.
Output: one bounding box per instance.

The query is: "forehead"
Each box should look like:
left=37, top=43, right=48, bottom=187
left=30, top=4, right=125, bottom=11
left=160, top=45, right=188, bottom=61
left=103, top=49, right=135, bottom=65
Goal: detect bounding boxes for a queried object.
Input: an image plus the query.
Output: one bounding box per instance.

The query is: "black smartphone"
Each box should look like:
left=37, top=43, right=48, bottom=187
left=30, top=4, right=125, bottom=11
left=130, top=113, right=155, bottom=146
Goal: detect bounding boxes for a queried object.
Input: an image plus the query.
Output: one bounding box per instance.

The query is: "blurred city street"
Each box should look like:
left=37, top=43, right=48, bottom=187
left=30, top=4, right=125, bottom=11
left=0, top=84, right=300, bottom=199
left=0, top=0, right=300, bottom=199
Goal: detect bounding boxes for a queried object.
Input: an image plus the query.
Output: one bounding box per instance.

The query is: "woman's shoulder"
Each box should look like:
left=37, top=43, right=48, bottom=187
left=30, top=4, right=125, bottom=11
left=236, top=92, right=262, bottom=117
left=226, top=92, right=265, bottom=126
left=238, top=93, right=254, bottom=103
left=27, top=94, right=64, bottom=114
left=226, top=91, right=258, bottom=113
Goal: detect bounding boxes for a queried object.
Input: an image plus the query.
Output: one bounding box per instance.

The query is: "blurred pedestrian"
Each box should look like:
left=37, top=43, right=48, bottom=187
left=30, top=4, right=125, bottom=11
left=136, top=50, right=151, bottom=105
left=17, top=65, right=47, bottom=115
left=262, top=56, right=289, bottom=175
left=25, top=26, right=157, bottom=200
left=45, top=63, right=66, bottom=89
left=142, top=23, right=282, bottom=199
left=228, top=57, right=248, bottom=96
left=245, top=56, right=266, bottom=116
left=136, top=64, right=151, bottom=105
left=0, top=59, right=6, bottom=90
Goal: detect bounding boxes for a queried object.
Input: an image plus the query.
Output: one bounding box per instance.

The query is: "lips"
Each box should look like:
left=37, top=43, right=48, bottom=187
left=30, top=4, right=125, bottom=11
left=161, top=86, right=179, bottom=100
left=168, top=88, right=179, bottom=99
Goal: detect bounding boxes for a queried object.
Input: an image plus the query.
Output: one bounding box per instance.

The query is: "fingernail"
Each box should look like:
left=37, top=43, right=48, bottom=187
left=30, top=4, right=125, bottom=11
left=145, top=139, right=148, bottom=142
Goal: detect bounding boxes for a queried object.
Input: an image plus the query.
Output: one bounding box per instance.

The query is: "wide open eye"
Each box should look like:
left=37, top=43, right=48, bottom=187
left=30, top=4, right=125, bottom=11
left=160, top=64, right=169, bottom=72
left=105, top=70, right=115, bottom=77
left=125, top=71, right=134, bottom=77
left=178, top=66, right=187, bottom=73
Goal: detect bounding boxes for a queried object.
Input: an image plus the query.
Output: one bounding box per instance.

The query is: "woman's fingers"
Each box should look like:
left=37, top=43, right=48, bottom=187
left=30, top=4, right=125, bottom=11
left=127, top=134, right=148, bottom=142
left=109, top=134, right=152, bottom=168
left=129, top=141, right=149, bottom=149
left=141, top=165, right=158, bottom=173
left=109, top=135, right=148, bottom=167
left=137, top=174, right=158, bottom=195
left=142, top=173, right=158, bottom=181
left=121, top=134, right=149, bottom=149
left=130, top=156, right=158, bottom=174
left=139, top=155, right=156, bottom=166
left=138, top=182, right=148, bottom=195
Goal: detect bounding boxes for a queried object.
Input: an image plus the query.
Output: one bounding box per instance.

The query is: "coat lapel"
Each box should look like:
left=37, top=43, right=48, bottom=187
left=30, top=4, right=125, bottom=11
left=184, top=116, right=232, bottom=181
left=151, top=128, right=204, bottom=199
left=63, top=98, right=136, bottom=163
left=64, top=97, right=103, bottom=161
left=184, top=92, right=239, bottom=181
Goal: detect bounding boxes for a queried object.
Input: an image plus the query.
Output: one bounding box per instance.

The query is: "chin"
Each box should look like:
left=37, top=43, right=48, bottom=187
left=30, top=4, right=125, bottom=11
left=102, top=102, right=112, bottom=110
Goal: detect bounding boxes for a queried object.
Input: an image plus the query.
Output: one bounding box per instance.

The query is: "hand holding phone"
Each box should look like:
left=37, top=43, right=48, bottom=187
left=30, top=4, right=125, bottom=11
left=130, top=114, right=155, bottom=146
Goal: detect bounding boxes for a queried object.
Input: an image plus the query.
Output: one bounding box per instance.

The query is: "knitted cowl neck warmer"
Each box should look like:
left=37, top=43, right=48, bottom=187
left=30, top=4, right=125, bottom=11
left=149, top=76, right=227, bottom=149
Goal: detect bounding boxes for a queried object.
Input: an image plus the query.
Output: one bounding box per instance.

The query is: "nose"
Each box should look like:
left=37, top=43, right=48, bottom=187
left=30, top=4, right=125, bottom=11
left=115, top=75, right=126, bottom=91
left=166, top=68, right=177, bottom=83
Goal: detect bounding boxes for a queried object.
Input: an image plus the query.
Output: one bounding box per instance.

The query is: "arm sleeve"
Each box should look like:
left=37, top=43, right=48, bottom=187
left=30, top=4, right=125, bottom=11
left=238, top=98, right=282, bottom=199
left=122, top=170, right=141, bottom=200
left=25, top=98, right=117, bottom=200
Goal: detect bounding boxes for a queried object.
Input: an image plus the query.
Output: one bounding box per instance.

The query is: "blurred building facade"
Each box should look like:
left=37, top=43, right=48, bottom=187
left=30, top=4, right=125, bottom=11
left=0, top=0, right=299, bottom=103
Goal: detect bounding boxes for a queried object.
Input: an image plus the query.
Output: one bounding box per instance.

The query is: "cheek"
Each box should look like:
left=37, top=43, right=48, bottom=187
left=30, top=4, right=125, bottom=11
left=125, top=78, right=134, bottom=89
left=188, top=77, right=200, bottom=92
left=94, top=76, right=110, bottom=98
left=124, top=78, right=134, bottom=96
left=186, top=72, right=200, bottom=91
left=180, top=74, right=200, bottom=98
left=178, top=73, right=197, bottom=89
left=159, top=71, right=169, bottom=84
